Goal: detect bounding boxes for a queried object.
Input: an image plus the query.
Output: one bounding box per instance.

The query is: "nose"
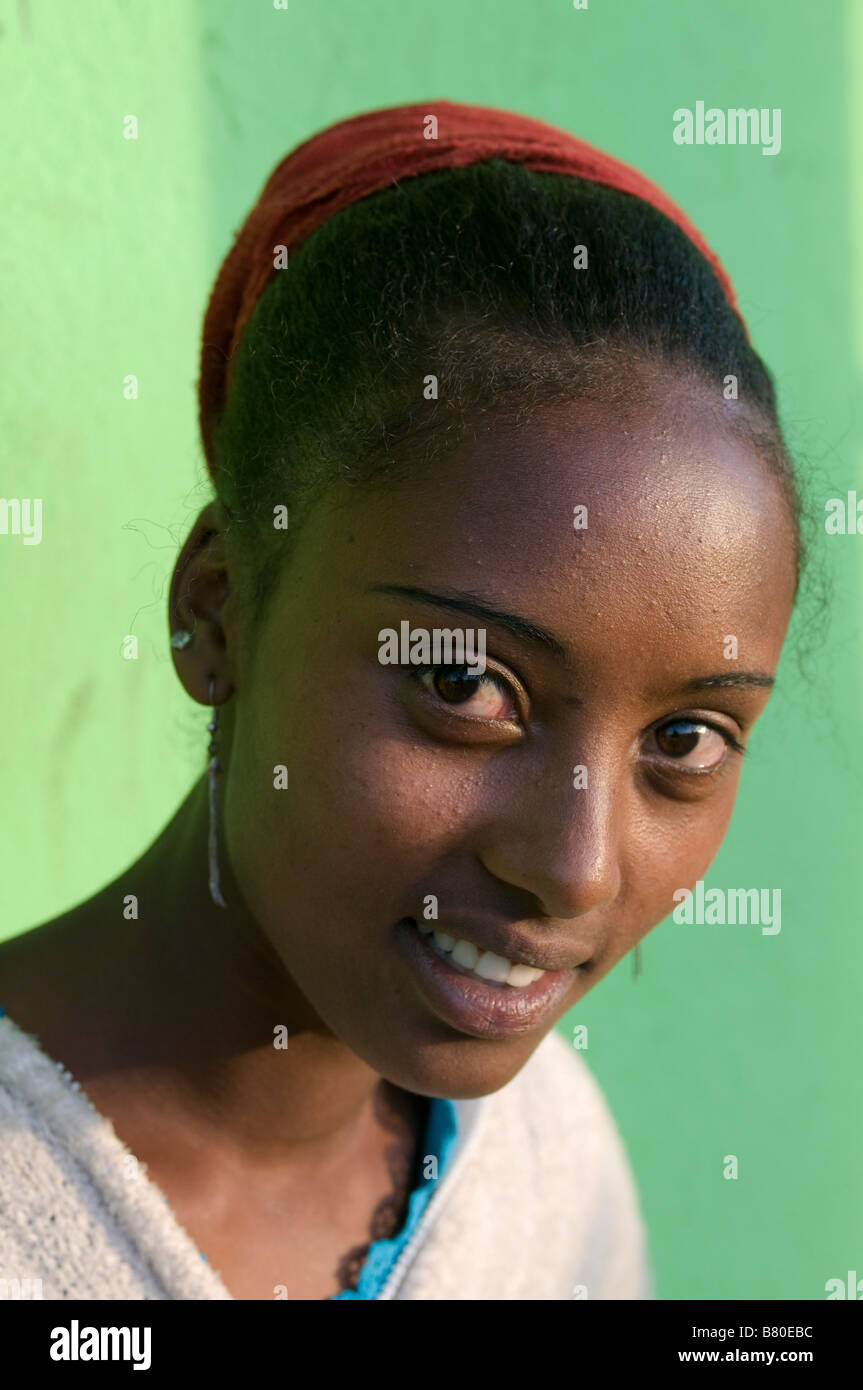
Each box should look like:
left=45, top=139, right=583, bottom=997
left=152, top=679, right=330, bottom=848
left=477, top=760, right=623, bottom=921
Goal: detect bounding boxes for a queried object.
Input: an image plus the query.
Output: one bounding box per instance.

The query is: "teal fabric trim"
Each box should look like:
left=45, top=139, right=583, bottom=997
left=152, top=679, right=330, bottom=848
left=329, top=1095, right=459, bottom=1300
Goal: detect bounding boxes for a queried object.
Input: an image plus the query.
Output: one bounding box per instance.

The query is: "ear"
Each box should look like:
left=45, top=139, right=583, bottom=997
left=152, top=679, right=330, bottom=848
left=168, top=501, right=237, bottom=705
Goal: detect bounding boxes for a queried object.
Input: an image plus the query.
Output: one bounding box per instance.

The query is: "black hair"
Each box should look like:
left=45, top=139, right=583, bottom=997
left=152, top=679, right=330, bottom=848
left=211, top=159, right=805, bottom=620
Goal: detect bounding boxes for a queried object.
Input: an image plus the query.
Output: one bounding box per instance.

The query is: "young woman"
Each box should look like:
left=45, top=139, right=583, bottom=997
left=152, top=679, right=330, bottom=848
left=0, top=99, right=801, bottom=1300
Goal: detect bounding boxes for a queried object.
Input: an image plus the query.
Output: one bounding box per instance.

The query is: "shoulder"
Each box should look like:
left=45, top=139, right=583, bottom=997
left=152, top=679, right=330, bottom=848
left=452, top=1026, right=654, bottom=1298
left=0, top=1010, right=113, bottom=1209
left=0, top=1012, right=110, bottom=1297
left=492, top=1024, right=631, bottom=1161
left=0, top=1014, right=230, bottom=1300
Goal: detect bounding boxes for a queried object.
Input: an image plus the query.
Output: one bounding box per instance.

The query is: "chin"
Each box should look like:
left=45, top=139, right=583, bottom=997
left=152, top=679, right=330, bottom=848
left=357, top=1020, right=544, bottom=1101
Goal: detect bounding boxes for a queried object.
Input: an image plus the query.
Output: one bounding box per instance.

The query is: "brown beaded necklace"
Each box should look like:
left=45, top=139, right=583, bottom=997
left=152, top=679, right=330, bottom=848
left=329, top=1085, right=428, bottom=1297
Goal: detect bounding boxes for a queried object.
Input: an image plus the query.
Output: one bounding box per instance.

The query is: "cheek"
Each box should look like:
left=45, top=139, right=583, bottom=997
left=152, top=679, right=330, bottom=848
left=221, top=641, right=746, bottom=978
left=220, top=665, right=476, bottom=934
left=618, top=780, right=740, bottom=954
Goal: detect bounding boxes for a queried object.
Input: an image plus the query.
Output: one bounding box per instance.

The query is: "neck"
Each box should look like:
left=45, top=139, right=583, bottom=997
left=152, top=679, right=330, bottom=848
left=61, top=777, right=403, bottom=1166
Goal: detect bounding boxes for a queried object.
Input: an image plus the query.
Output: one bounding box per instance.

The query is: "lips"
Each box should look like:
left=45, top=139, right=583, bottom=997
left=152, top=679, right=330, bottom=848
left=402, top=916, right=591, bottom=975
left=420, top=922, right=548, bottom=988
left=394, top=917, right=584, bottom=1041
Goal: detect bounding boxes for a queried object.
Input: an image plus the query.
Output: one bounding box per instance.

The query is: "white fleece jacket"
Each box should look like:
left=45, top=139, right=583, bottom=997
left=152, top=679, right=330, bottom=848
left=0, top=1013, right=653, bottom=1300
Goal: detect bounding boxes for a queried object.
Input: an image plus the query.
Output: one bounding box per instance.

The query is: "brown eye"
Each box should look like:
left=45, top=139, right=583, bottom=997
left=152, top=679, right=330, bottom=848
left=432, top=668, right=480, bottom=703
left=651, top=718, right=729, bottom=770
left=419, top=666, right=518, bottom=720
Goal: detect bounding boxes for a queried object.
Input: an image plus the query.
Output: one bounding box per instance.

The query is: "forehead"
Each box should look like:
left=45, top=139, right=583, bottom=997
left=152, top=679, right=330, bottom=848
left=299, top=392, right=798, bottom=680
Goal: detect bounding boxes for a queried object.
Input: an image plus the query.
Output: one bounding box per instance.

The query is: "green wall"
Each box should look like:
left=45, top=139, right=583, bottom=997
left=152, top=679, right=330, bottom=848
left=1, top=0, right=860, bottom=1300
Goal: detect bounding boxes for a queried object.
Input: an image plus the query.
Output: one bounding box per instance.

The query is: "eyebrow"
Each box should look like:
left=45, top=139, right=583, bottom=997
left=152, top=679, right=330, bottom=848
left=367, top=583, right=776, bottom=693
left=368, top=583, right=568, bottom=658
left=681, top=672, right=775, bottom=692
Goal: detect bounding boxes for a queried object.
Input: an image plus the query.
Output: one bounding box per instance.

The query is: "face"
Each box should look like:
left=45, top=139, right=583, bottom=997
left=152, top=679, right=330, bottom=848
left=212, top=379, right=797, bottom=1100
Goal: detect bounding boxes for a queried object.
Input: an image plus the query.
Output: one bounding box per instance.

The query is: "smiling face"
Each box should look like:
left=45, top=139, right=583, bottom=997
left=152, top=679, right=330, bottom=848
left=217, top=372, right=798, bottom=1100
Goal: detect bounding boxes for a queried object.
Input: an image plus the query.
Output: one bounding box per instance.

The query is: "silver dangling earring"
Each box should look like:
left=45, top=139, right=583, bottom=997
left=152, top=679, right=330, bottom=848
left=207, top=677, right=227, bottom=908
left=170, top=628, right=194, bottom=650
left=632, top=941, right=642, bottom=979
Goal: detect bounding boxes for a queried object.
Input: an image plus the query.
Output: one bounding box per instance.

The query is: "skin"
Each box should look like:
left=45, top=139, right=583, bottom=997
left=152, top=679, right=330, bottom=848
left=0, top=368, right=798, bottom=1299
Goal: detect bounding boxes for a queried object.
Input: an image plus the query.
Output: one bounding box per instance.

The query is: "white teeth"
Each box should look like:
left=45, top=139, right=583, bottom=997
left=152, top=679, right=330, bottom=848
left=506, top=962, right=544, bottom=987
left=474, top=950, right=512, bottom=983
left=426, top=926, right=546, bottom=988
left=451, top=939, right=479, bottom=970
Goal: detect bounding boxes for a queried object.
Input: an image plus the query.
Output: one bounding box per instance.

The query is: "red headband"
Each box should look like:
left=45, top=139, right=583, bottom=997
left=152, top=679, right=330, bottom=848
left=199, top=97, right=746, bottom=478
